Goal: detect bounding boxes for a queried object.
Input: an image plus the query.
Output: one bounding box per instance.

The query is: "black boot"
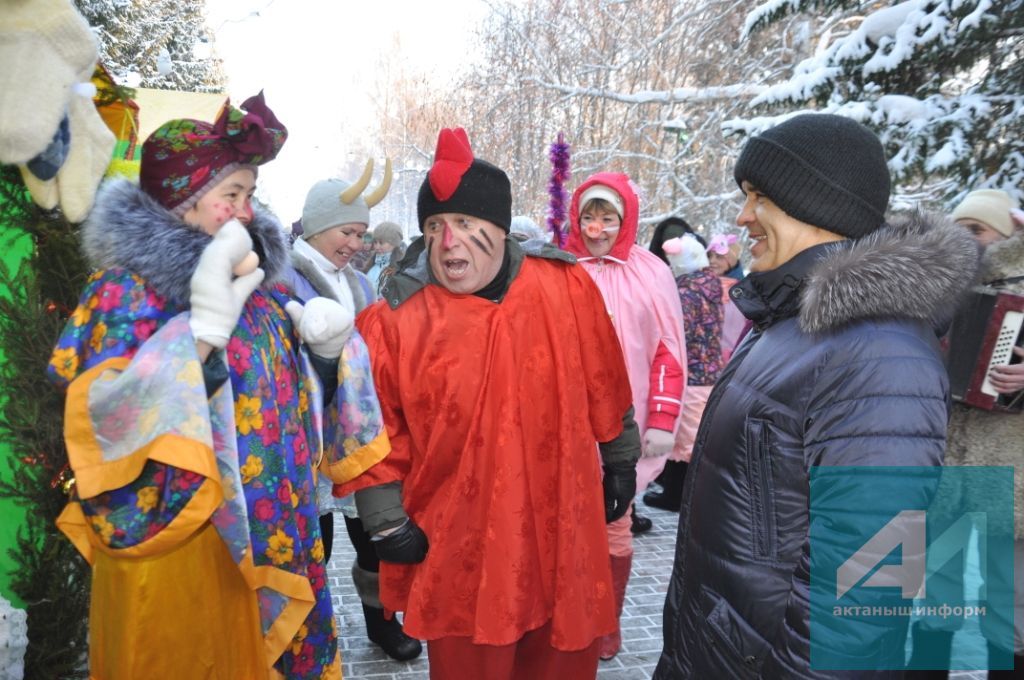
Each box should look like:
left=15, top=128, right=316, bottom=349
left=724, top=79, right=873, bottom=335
left=904, top=621, right=952, bottom=678
left=643, top=460, right=687, bottom=512
left=352, top=563, right=423, bottom=661
left=630, top=505, right=652, bottom=535
left=362, top=604, right=423, bottom=662
left=986, top=640, right=1023, bottom=679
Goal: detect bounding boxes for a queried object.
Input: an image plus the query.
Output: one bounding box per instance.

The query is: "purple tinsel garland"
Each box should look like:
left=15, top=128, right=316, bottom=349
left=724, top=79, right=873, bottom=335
left=547, top=132, right=571, bottom=248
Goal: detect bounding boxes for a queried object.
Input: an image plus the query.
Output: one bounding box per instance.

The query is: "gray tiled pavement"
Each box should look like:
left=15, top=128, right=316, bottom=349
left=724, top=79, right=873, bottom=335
left=326, top=496, right=987, bottom=679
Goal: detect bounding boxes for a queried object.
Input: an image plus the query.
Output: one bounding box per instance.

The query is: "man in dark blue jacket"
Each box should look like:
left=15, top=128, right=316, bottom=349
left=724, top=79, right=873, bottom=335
left=654, top=114, right=980, bottom=679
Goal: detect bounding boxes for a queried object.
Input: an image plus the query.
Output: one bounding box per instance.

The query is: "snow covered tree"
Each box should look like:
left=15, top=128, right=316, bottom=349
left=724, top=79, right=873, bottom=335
left=74, top=0, right=225, bottom=92
left=437, top=0, right=796, bottom=242
left=730, top=0, right=1024, bottom=207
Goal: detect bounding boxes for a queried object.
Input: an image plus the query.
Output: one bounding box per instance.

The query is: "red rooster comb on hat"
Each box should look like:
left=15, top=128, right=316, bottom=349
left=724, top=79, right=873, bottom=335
left=428, top=128, right=474, bottom=201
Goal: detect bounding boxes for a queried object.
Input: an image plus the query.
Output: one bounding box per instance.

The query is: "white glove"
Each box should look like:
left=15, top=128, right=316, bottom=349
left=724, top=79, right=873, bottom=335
left=642, top=428, right=675, bottom=458
left=188, top=220, right=264, bottom=349
left=285, top=297, right=354, bottom=359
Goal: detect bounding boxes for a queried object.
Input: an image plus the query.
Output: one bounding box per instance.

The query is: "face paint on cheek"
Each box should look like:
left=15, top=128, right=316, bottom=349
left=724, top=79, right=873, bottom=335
left=212, top=202, right=233, bottom=228
left=469, top=234, right=491, bottom=256
left=426, top=235, right=435, bottom=260
left=480, top=229, right=495, bottom=250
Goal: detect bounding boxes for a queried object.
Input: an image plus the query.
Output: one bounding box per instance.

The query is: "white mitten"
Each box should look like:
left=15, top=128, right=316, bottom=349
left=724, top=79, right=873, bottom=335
left=284, top=297, right=354, bottom=359
left=189, top=220, right=264, bottom=348
left=642, top=428, right=675, bottom=458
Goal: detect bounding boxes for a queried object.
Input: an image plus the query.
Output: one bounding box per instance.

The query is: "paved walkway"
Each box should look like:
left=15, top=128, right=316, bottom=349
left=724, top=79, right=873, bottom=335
left=326, top=497, right=986, bottom=679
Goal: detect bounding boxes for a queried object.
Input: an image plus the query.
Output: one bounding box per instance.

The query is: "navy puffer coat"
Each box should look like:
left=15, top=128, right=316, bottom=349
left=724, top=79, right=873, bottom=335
left=654, top=214, right=979, bottom=679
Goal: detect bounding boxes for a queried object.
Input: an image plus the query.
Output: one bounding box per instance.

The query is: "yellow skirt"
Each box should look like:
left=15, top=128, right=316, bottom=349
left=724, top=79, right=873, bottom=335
left=89, top=521, right=269, bottom=680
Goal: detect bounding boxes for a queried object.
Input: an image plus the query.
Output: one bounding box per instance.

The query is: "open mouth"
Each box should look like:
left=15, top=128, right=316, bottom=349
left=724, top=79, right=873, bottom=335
left=444, top=259, right=469, bottom=277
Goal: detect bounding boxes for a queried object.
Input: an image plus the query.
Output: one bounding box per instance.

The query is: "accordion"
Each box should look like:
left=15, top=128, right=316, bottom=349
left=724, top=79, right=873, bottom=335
left=946, top=287, right=1024, bottom=412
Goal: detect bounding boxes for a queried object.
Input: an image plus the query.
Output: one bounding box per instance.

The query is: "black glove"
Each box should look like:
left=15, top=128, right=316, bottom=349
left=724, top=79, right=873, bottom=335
left=603, top=462, right=636, bottom=523
left=373, top=520, right=429, bottom=564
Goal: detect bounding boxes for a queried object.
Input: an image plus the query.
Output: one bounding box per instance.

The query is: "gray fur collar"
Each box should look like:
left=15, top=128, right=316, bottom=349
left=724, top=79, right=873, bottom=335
left=981, top=231, right=1024, bottom=289
left=82, top=179, right=291, bottom=307
left=800, top=212, right=980, bottom=333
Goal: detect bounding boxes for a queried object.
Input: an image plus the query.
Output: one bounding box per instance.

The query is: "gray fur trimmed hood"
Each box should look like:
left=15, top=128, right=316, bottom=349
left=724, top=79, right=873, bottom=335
left=980, top=230, right=1024, bottom=289
left=800, top=212, right=980, bottom=333
left=82, top=179, right=291, bottom=307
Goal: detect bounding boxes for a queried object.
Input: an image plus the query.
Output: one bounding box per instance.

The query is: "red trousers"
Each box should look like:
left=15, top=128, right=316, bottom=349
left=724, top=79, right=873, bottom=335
left=427, top=620, right=600, bottom=680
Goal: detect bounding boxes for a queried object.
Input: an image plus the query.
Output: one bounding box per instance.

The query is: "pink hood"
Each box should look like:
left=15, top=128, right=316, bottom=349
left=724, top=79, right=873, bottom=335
left=565, top=172, right=686, bottom=434
left=566, top=172, right=639, bottom=263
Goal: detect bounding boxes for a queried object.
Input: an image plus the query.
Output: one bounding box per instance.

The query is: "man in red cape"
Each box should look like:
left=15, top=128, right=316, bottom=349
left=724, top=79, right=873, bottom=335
left=337, top=128, right=641, bottom=679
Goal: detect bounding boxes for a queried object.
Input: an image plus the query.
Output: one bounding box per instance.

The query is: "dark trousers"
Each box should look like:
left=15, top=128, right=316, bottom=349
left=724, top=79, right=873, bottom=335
left=319, top=512, right=380, bottom=572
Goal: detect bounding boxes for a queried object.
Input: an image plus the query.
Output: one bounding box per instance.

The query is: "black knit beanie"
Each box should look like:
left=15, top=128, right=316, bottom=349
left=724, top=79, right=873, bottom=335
left=734, top=114, right=891, bottom=239
left=417, top=158, right=512, bottom=232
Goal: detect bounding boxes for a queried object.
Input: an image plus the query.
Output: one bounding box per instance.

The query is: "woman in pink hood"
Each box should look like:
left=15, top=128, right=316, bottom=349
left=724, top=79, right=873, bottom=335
left=566, top=172, right=687, bottom=660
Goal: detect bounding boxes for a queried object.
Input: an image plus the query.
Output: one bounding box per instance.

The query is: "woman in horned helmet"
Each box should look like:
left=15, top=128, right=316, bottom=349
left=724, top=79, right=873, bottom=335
left=289, top=164, right=423, bottom=661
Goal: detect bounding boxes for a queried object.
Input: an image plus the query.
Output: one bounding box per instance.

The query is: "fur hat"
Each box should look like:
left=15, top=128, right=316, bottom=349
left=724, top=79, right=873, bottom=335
left=734, top=113, right=890, bottom=239
left=510, top=215, right=548, bottom=242
left=373, top=221, right=404, bottom=247
left=140, top=92, right=286, bottom=215
left=663, top=234, right=709, bottom=276
left=951, top=189, right=1016, bottom=238
left=650, top=216, right=705, bottom=265
left=0, top=0, right=98, bottom=164
left=417, top=128, right=511, bottom=232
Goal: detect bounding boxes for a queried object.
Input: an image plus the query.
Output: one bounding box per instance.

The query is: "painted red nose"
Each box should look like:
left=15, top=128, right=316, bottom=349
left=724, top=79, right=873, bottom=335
left=442, top=223, right=456, bottom=249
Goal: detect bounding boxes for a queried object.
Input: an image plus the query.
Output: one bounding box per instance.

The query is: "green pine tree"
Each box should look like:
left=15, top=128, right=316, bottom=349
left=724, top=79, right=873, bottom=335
left=0, top=167, right=90, bottom=679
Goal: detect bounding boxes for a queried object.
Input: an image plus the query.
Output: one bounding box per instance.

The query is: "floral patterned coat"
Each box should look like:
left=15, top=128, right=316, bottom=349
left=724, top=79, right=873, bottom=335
left=47, top=180, right=385, bottom=679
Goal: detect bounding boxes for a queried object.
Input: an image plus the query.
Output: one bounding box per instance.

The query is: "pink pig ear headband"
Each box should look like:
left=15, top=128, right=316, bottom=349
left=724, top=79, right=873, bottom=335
left=706, top=233, right=738, bottom=255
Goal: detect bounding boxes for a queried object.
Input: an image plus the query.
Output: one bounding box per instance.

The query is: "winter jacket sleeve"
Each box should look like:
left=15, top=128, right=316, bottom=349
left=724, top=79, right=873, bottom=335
left=598, top=406, right=641, bottom=466
left=645, top=259, right=687, bottom=432
left=760, top=324, right=948, bottom=679
left=647, top=339, right=685, bottom=431
left=354, top=480, right=408, bottom=534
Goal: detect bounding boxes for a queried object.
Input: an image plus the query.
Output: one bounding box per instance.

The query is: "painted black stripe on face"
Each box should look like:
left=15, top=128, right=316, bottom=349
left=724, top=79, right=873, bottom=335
left=426, top=234, right=435, bottom=259
left=481, top=229, right=495, bottom=250
left=469, top=234, right=492, bottom=256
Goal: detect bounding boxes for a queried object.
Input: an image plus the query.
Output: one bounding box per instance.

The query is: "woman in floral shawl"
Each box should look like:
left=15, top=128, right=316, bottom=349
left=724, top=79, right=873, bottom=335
left=48, top=93, right=384, bottom=680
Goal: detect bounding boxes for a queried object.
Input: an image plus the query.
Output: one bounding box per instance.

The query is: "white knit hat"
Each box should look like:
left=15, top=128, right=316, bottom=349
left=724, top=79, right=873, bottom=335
left=951, top=189, right=1016, bottom=238
left=0, top=0, right=98, bottom=164
left=578, top=185, right=624, bottom=218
